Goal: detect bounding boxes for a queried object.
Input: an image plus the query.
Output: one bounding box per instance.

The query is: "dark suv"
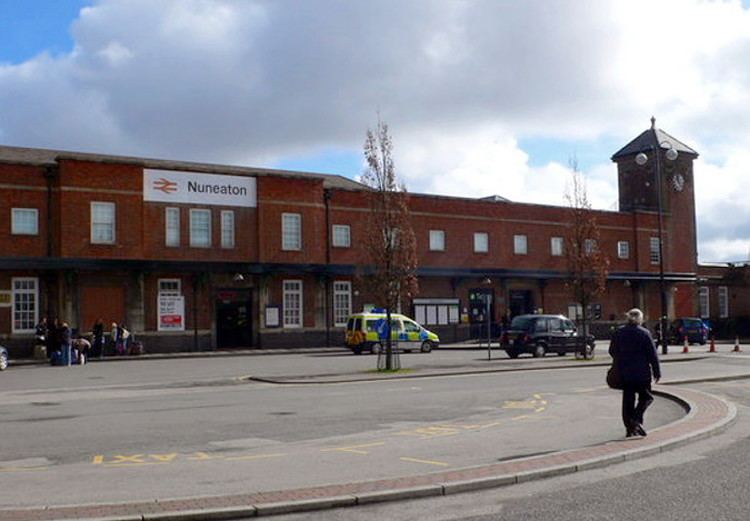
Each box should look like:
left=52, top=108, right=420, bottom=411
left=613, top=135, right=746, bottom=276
left=668, top=317, right=709, bottom=345
left=500, top=314, right=595, bottom=359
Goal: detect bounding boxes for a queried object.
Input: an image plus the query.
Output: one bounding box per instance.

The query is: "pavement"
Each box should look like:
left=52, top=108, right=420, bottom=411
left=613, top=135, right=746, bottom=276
left=0, top=343, right=743, bottom=521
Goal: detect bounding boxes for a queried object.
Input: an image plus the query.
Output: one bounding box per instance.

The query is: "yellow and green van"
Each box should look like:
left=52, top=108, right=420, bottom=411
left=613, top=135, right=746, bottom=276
left=344, top=310, right=440, bottom=355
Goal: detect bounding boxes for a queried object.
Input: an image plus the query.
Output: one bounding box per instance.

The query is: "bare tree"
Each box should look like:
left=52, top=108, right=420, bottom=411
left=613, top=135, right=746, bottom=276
left=359, top=120, right=418, bottom=370
left=564, top=160, right=609, bottom=355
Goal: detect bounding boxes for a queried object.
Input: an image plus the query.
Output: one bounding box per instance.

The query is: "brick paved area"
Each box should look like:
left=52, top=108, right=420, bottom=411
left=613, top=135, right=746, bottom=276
left=0, top=386, right=734, bottom=521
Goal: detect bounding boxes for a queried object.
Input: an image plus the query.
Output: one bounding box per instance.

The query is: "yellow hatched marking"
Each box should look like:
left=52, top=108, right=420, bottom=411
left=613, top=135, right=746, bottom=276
left=149, top=453, right=178, bottom=463
left=109, top=455, right=146, bottom=464
left=92, top=455, right=104, bottom=465
left=400, top=457, right=450, bottom=467
left=320, top=442, right=386, bottom=455
left=225, top=453, right=286, bottom=461
left=188, top=452, right=217, bottom=460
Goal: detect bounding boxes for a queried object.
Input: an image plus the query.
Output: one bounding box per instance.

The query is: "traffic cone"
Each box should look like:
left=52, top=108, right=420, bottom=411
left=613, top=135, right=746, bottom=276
left=733, top=336, right=742, bottom=353
left=682, top=336, right=689, bottom=354
left=709, top=335, right=716, bottom=353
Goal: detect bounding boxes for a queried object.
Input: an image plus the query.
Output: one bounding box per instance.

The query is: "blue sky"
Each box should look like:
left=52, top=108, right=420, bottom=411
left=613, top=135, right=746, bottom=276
left=2, top=0, right=750, bottom=262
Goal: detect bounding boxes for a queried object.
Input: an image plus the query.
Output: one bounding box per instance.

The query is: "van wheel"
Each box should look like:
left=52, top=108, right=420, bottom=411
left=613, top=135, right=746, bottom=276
left=533, top=344, right=546, bottom=358
left=371, top=343, right=382, bottom=354
left=420, top=341, right=433, bottom=353
left=557, top=351, right=566, bottom=356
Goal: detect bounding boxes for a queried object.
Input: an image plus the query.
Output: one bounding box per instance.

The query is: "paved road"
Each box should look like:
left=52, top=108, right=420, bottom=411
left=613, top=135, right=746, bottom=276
left=269, top=379, right=750, bottom=521
left=2, top=350, right=743, bottom=510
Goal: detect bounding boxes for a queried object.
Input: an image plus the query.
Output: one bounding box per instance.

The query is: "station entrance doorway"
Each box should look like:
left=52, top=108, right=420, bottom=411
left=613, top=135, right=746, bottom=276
left=215, top=289, right=252, bottom=348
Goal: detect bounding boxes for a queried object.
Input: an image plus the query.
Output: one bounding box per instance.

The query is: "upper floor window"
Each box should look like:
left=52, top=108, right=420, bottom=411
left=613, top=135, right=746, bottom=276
left=11, top=208, right=39, bottom=235
left=332, top=224, right=351, bottom=248
left=650, top=237, right=661, bottom=264
left=617, top=240, right=630, bottom=259
left=165, top=207, right=180, bottom=247
left=221, top=210, right=235, bottom=249
left=282, top=213, right=302, bottom=251
left=474, top=232, right=489, bottom=253
left=550, top=237, right=563, bottom=256
left=429, top=230, right=445, bottom=251
left=189, top=209, right=211, bottom=248
left=514, top=234, right=527, bottom=255
left=91, top=202, right=115, bottom=244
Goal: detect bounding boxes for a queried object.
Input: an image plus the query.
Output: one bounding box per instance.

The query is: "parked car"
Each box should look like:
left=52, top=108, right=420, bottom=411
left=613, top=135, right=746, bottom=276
left=499, top=314, right=595, bottom=359
left=344, top=311, right=440, bottom=354
left=0, top=345, right=8, bottom=371
left=668, top=317, right=709, bottom=345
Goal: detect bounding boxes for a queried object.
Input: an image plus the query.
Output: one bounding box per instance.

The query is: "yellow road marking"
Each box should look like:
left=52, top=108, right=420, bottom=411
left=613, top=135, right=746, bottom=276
left=150, top=453, right=178, bottom=463
left=92, top=455, right=104, bottom=465
left=320, top=442, right=386, bottom=454
left=0, top=466, right=48, bottom=472
left=400, top=457, right=450, bottom=467
left=224, top=453, right=286, bottom=461
left=109, top=455, right=146, bottom=464
left=512, top=414, right=531, bottom=420
left=477, top=420, right=503, bottom=429
left=188, top=452, right=215, bottom=460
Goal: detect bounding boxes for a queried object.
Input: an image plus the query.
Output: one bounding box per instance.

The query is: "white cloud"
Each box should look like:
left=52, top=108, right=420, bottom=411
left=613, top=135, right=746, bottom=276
left=1, top=0, right=750, bottom=260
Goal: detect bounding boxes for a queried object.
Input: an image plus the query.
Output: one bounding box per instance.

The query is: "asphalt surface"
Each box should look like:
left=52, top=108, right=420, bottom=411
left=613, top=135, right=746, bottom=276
left=0, top=344, right=745, bottom=520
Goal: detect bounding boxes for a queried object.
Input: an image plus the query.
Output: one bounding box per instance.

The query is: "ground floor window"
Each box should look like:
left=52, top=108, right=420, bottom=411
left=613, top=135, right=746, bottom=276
left=699, top=286, right=710, bottom=318
left=283, top=280, right=303, bottom=328
left=12, top=277, right=38, bottom=333
left=333, top=281, right=351, bottom=326
left=719, top=286, right=729, bottom=319
left=413, top=298, right=460, bottom=326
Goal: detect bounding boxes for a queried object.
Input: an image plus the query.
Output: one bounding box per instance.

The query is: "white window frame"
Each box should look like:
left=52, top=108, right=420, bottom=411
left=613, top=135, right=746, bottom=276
left=650, top=237, right=661, bottom=265
left=283, top=280, right=303, bottom=328
left=189, top=209, right=211, bottom=248
left=165, top=207, right=180, bottom=247
left=550, top=237, right=563, bottom=257
left=12, top=277, right=38, bottom=334
left=474, top=232, right=489, bottom=253
left=719, top=286, right=729, bottom=319
left=332, top=224, right=351, bottom=248
left=91, top=201, right=116, bottom=244
left=158, top=278, right=182, bottom=296
left=282, top=213, right=302, bottom=251
left=429, top=230, right=445, bottom=251
left=221, top=210, right=235, bottom=249
left=333, top=281, right=352, bottom=327
left=617, top=240, right=630, bottom=259
left=699, top=286, right=710, bottom=318
left=11, top=208, right=39, bottom=235
left=514, top=234, right=527, bottom=255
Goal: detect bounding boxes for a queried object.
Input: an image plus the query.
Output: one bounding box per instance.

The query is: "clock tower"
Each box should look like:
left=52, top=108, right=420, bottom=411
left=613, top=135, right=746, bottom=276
left=611, top=118, right=700, bottom=315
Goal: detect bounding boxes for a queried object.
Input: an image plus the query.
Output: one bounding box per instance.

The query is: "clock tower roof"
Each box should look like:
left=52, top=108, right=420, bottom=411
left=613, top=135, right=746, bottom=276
left=611, top=120, right=699, bottom=161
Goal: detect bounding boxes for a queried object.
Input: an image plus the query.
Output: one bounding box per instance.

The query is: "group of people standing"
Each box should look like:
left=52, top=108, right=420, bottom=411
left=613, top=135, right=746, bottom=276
left=35, top=317, right=134, bottom=366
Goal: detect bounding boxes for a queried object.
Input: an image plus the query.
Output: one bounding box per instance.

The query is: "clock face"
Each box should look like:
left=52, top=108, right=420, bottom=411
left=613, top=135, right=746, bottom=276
left=672, top=173, right=685, bottom=192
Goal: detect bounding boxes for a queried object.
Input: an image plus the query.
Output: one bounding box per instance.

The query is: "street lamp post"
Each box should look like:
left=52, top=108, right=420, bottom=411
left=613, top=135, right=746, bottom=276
left=481, top=277, right=493, bottom=360
left=635, top=117, right=678, bottom=355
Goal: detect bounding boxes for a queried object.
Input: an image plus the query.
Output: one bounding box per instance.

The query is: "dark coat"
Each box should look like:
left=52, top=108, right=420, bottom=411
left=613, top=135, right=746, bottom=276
left=609, top=324, right=661, bottom=386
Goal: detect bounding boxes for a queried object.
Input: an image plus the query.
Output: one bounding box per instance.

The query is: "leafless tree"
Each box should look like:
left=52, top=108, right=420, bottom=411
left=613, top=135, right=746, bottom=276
left=359, top=120, right=418, bottom=370
left=564, top=159, right=609, bottom=354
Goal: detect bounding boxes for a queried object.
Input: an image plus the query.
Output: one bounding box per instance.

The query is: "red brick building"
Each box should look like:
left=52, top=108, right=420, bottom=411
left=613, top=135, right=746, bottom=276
left=0, top=123, right=739, bottom=355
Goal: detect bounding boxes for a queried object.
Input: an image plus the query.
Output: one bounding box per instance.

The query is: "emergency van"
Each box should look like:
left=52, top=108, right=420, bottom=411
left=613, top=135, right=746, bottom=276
left=344, top=310, right=440, bottom=355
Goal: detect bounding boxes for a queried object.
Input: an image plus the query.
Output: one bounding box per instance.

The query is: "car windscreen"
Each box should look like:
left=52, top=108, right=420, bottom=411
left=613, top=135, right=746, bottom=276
left=510, top=317, right=535, bottom=331
left=683, top=319, right=702, bottom=327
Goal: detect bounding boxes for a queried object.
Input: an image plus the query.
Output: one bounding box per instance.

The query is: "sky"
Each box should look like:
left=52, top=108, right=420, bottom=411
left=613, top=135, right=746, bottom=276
left=2, top=0, right=750, bottom=263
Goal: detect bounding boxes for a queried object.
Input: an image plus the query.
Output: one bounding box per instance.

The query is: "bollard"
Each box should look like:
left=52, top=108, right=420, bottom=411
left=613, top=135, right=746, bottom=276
left=709, top=335, right=716, bottom=353
left=733, top=336, right=742, bottom=353
left=682, top=336, right=689, bottom=354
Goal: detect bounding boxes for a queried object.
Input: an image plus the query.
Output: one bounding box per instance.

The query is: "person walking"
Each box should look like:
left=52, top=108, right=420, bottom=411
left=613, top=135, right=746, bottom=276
left=609, top=308, right=661, bottom=437
left=60, top=321, right=72, bottom=367
left=92, top=318, right=105, bottom=358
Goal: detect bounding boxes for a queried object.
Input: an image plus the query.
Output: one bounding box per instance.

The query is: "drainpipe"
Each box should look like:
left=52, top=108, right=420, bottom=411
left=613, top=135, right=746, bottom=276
left=324, top=188, right=332, bottom=347
left=43, top=165, right=58, bottom=319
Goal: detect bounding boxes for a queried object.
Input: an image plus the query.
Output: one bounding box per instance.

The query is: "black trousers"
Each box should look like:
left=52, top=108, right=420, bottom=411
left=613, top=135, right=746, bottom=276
left=621, top=384, right=654, bottom=430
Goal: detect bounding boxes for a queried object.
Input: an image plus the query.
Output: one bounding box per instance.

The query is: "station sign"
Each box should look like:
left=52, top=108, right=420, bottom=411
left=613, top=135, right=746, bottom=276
left=143, top=169, right=257, bottom=207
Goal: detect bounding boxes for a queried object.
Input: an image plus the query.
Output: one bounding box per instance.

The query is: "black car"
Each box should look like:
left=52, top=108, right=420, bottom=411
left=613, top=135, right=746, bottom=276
left=500, top=314, right=595, bottom=359
left=0, top=344, right=8, bottom=371
left=668, top=317, right=709, bottom=345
